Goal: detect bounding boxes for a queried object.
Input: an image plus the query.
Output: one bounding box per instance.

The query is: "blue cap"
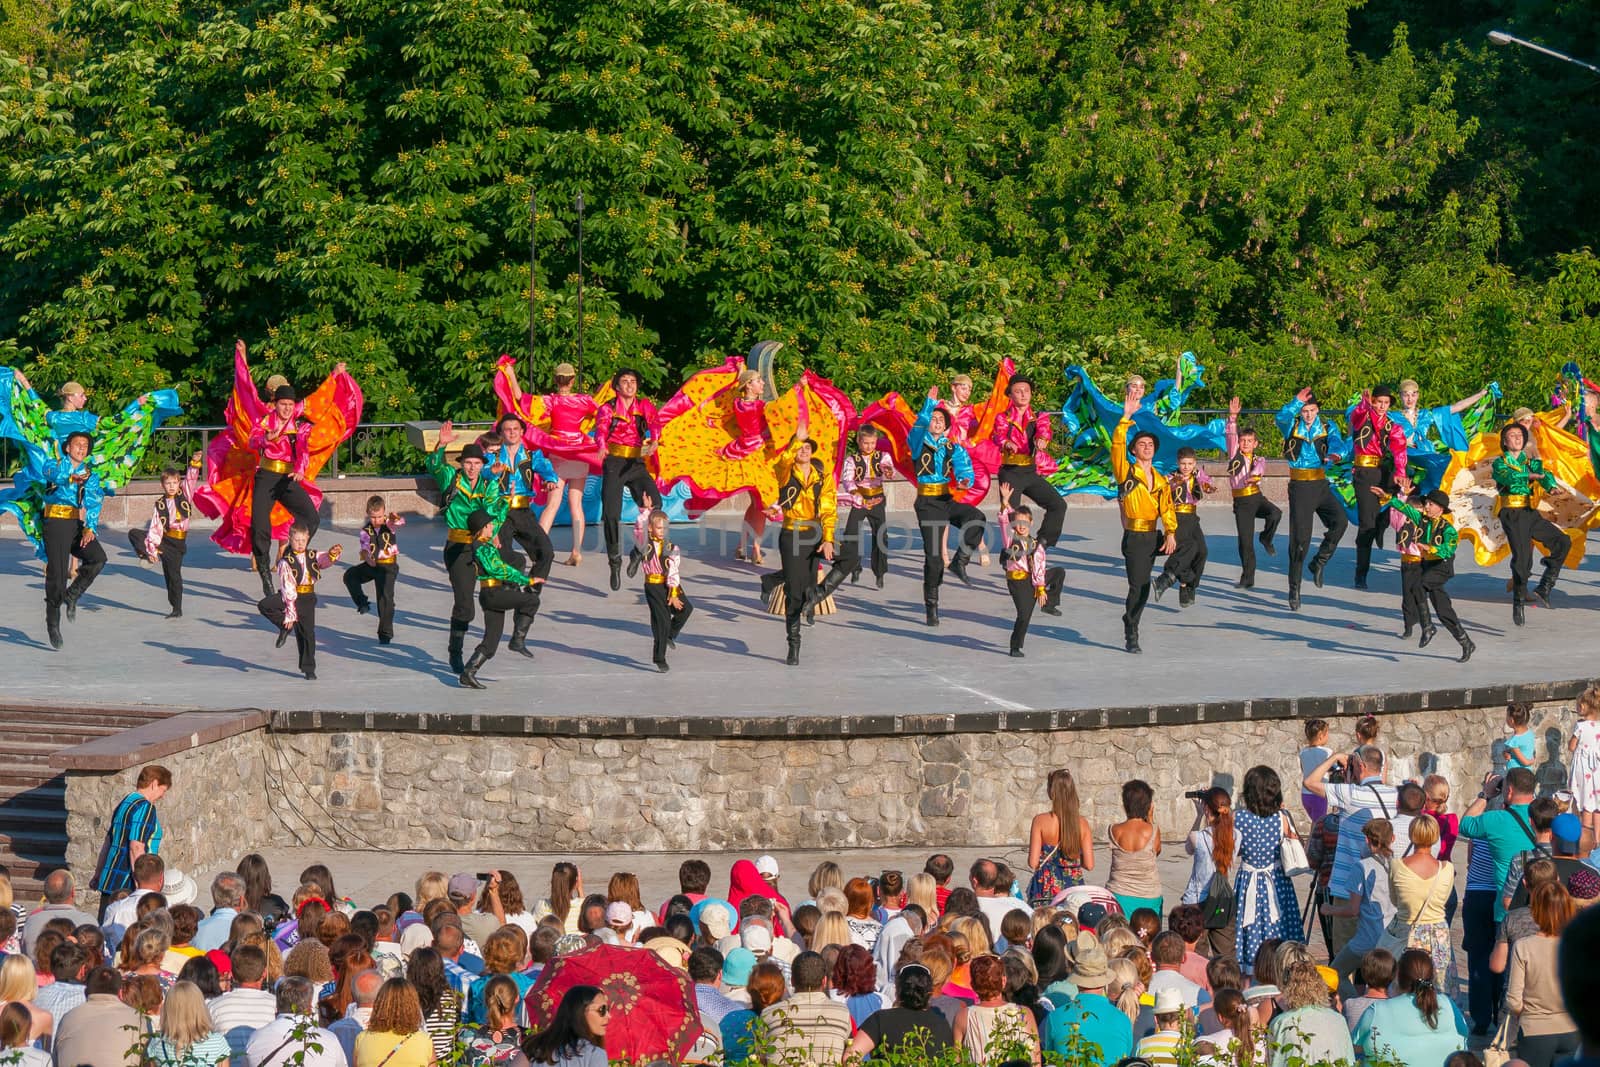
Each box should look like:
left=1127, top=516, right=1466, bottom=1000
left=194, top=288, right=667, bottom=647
left=722, top=947, right=756, bottom=986
left=1552, top=812, right=1583, bottom=851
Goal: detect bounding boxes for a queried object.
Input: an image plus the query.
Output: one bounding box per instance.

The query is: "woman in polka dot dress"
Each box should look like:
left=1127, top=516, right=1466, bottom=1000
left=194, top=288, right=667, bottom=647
left=1232, top=764, right=1304, bottom=975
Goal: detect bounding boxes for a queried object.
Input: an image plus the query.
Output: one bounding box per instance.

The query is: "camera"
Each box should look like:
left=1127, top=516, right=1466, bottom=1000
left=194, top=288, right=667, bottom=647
left=1184, top=790, right=1209, bottom=800
left=476, top=872, right=493, bottom=882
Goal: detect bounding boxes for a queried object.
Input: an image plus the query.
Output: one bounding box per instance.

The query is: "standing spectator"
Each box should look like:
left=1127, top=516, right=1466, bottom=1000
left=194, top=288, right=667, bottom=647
left=1180, top=787, right=1236, bottom=958
left=1267, top=961, right=1354, bottom=1067
left=1387, top=813, right=1455, bottom=995
left=1352, top=949, right=1468, bottom=1065
left=1106, top=780, right=1164, bottom=920
left=1302, top=745, right=1397, bottom=956
left=328, top=970, right=383, bottom=1064
left=406, top=950, right=460, bottom=1061
left=605, top=874, right=651, bottom=942
left=1146, top=933, right=1204, bottom=1012
left=450, top=876, right=497, bottom=947
left=1458, top=765, right=1539, bottom=1036
left=1556, top=902, right=1600, bottom=1067
left=459, top=975, right=523, bottom=1067
left=236, top=855, right=290, bottom=933
left=1233, top=766, right=1303, bottom=976
left=34, top=942, right=87, bottom=1036
left=763, top=950, right=851, bottom=1063
left=245, top=976, right=348, bottom=1067
left=954, top=955, right=1039, bottom=1066
left=50, top=967, right=141, bottom=1067
left=480, top=873, right=535, bottom=938
left=0, top=1002, right=49, bottom=1067
left=1299, top=720, right=1333, bottom=823
left=21, top=872, right=95, bottom=955
left=193, top=873, right=246, bottom=953
left=906, top=874, right=939, bottom=922
left=925, top=856, right=955, bottom=913
left=1026, top=769, right=1095, bottom=905
left=1305, top=801, right=1343, bottom=956
left=510, top=985, right=608, bottom=1067
left=849, top=964, right=955, bottom=1059
left=144, top=980, right=231, bottom=1067
left=657, top=861, right=711, bottom=923
left=831, top=945, right=884, bottom=1027
left=1041, top=935, right=1133, bottom=1063
left=208, top=944, right=277, bottom=1057
left=354, top=979, right=435, bottom=1067
left=1166, top=906, right=1211, bottom=991
left=530, top=865, right=580, bottom=936
left=89, top=766, right=171, bottom=922
left=0, top=957, right=51, bottom=1045
left=1505, top=882, right=1580, bottom=1067
left=1570, top=682, right=1600, bottom=842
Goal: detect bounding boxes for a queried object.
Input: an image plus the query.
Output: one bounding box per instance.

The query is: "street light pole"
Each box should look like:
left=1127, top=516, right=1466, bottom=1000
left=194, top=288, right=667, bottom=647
left=1487, top=29, right=1600, bottom=76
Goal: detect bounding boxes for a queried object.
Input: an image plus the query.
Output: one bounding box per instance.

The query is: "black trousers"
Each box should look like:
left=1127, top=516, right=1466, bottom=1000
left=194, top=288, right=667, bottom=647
left=1516, top=1029, right=1581, bottom=1067
left=1232, top=493, right=1281, bottom=584
left=998, top=466, right=1067, bottom=546
left=601, top=455, right=660, bottom=564
left=1007, top=568, right=1064, bottom=652
left=645, top=582, right=693, bottom=665
left=1463, top=888, right=1503, bottom=1032
left=1286, top=477, right=1347, bottom=590
left=1122, top=529, right=1161, bottom=633
left=1399, top=560, right=1427, bottom=629
left=258, top=591, right=317, bottom=674
left=502, top=506, right=554, bottom=580
left=1162, top=513, right=1207, bottom=588
left=443, top=540, right=477, bottom=654
left=250, top=469, right=318, bottom=567
left=343, top=562, right=398, bottom=641
left=475, top=584, right=540, bottom=661
left=43, top=517, right=107, bottom=627
left=779, top=524, right=827, bottom=645
left=832, top=501, right=889, bottom=581
left=128, top=530, right=186, bottom=611
left=913, top=495, right=985, bottom=606
left=1352, top=464, right=1385, bottom=580
left=1419, top=557, right=1461, bottom=632
left=1500, top=506, right=1570, bottom=595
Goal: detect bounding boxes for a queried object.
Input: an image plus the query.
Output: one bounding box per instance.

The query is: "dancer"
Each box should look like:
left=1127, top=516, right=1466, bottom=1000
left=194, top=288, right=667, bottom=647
left=1153, top=447, right=1214, bottom=606
left=486, top=414, right=558, bottom=581
left=28, top=431, right=107, bottom=650
left=909, top=388, right=984, bottom=627
left=1112, top=392, right=1178, bottom=654
left=257, top=524, right=342, bottom=681
left=423, top=422, right=507, bottom=673
left=1276, top=387, right=1349, bottom=611
left=1493, top=421, right=1568, bottom=625
left=639, top=509, right=692, bottom=673
left=817, top=423, right=894, bottom=596
left=1224, top=398, right=1280, bottom=590
left=1348, top=387, right=1408, bottom=589
left=1387, top=478, right=1428, bottom=640
left=761, top=428, right=836, bottom=666
left=1369, top=486, right=1475, bottom=661
left=1393, top=378, right=1497, bottom=491
left=594, top=369, right=662, bottom=592
left=493, top=356, right=600, bottom=564
left=458, top=509, right=543, bottom=689
left=4, top=372, right=172, bottom=445
left=129, top=453, right=203, bottom=619
left=997, top=486, right=1065, bottom=658
left=991, top=376, right=1067, bottom=548
left=246, top=384, right=319, bottom=595
left=344, top=495, right=404, bottom=645
left=725, top=367, right=774, bottom=565
left=943, top=366, right=1011, bottom=568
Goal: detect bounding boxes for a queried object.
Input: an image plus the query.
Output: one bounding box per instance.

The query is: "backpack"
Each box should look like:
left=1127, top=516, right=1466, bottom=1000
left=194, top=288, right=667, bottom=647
left=1199, top=869, right=1236, bottom=930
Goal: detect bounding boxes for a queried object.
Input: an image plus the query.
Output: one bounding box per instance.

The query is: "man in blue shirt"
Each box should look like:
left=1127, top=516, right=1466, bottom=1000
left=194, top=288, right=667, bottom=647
left=90, top=764, right=171, bottom=921
left=1275, top=387, right=1349, bottom=610
left=487, top=414, right=559, bottom=582
left=193, top=872, right=247, bottom=952
left=908, top=388, right=984, bottom=627
left=1459, top=766, right=1538, bottom=1037
left=1041, top=937, right=1133, bottom=1065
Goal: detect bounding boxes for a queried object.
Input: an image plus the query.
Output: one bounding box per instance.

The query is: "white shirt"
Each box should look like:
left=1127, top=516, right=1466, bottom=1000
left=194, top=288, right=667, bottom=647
left=1148, top=969, right=1206, bottom=1012
left=244, top=1014, right=349, bottom=1067
left=976, top=894, right=1023, bottom=933
left=102, top=888, right=153, bottom=932
left=210, top=988, right=280, bottom=1056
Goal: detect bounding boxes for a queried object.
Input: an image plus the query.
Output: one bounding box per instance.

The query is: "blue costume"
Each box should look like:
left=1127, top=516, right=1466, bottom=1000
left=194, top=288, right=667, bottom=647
left=10, top=443, right=109, bottom=648
left=910, top=395, right=983, bottom=625
left=489, top=438, right=559, bottom=580
left=1276, top=394, right=1351, bottom=608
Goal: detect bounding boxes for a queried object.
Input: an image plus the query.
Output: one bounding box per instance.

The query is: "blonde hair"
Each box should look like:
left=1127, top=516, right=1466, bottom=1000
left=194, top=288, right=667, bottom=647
left=159, top=981, right=216, bottom=1053
left=1410, top=813, right=1441, bottom=850
left=947, top=915, right=992, bottom=958
left=1364, top=818, right=1395, bottom=855
left=1579, top=683, right=1600, bottom=721
left=813, top=887, right=848, bottom=916
left=1105, top=957, right=1143, bottom=1023
left=1422, top=774, right=1451, bottom=807
left=1099, top=925, right=1141, bottom=959
left=811, top=912, right=851, bottom=953
left=415, top=871, right=449, bottom=906
left=808, top=862, right=844, bottom=898
left=0, top=956, right=37, bottom=1003
left=906, top=873, right=937, bottom=918
left=1031, top=907, right=1061, bottom=936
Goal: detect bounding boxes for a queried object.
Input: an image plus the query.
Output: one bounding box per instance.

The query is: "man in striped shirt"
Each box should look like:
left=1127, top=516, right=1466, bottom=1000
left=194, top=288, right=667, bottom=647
left=89, top=764, right=171, bottom=921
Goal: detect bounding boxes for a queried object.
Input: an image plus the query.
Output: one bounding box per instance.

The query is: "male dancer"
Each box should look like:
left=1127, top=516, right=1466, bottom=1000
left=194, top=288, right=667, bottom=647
left=991, top=376, right=1066, bottom=547
left=1153, top=447, right=1214, bottom=606
left=909, top=388, right=985, bottom=626
left=1386, top=476, right=1427, bottom=639
left=130, top=452, right=203, bottom=618
left=1224, top=397, right=1279, bottom=589
left=1493, top=421, right=1569, bottom=625
left=37, top=431, right=107, bottom=649
left=248, top=385, right=319, bottom=596
left=816, top=423, right=893, bottom=598
left=257, top=524, right=342, bottom=681
left=640, top=509, right=692, bottom=672
left=1112, top=393, right=1178, bottom=653
left=595, top=369, right=662, bottom=591
left=1276, top=386, right=1348, bottom=611
left=761, top=431, right=835, bottom=666
left=344, top=495, right=404, bottom=645
left=1369, top=485, right=1474, bottom=661
left=1348, top=386, right=1408, bottom=589
left=487, top=414, right=557, bottom=581
left=997, top=486, right=1064, bottom=657
left=458, top=509, right=542, bottom=689
left=423, top=422, right=506, bottom=672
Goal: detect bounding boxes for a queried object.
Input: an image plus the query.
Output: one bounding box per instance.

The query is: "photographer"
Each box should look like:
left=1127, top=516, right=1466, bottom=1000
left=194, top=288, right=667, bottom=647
left=1459, top=766, right=1539, bottom=1039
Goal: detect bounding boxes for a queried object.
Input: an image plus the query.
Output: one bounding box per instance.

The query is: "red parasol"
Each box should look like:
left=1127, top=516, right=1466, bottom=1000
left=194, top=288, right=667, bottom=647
left=523, top=942, right=703, bottom=1063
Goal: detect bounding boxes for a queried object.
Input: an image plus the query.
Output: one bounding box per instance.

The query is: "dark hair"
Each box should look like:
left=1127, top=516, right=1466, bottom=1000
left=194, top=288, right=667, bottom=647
left=406, top=947, right=447, bottom=1018
left=611, top=368, right=642, bottom=390
left=1121, top=780, right=1154, bottom=819
left=749, top=962, right=787, bottom=1012
left=1354, top=714, right=1381, bottom=743
left=1176, top=447, right=1196, bottom=461
left=1507, top=767, right=1537, bottom=798
left=170, top=904, right=201, bottom=946
left=1444, top=1055, right=1484, bottom=1067
left=1530, top=796, right=1562, bottom=834
left=1507, top=701, right=1532, bottom=727
left=365, top=495, right=386, bottom=511
left=548, top=863, right=578, bottom=923
left=925, top=854, right=954, bottom=883
left=578, top=894, right=608, bottom=934
left=1206, top=955, right=1243, bottom=993
left=1252, top=939, right=1283, bottom=987
left=233, top=944, right=269, bottom=984
left=678, top=860, right=711, bottom=895
left=0, top=1002, right=31, bottom=1050
left=664, top=916, right=695, bottom=944
left=970, top=954, right=1007, bottom=999
left=832, top=944, right=877, bottom=996
left=687, top=948, right=723, bottom=984
left=1396, top=949, right=1439, bottom=1028
left=1129, top=909, right=1160, bottom=942
left=176, top=955, right=223, bottom=998
left=1010, top=506, right=1034, bottom=522
left=1397, top=782, right=1425, bottom=816
left=530, top=926, right=561, bottom=965
left=1237, top=423, right=1258, bottom=439
left=1031, top=925, right=1068, bottom=986
left=895, top=964, right=934, bottom=1012
left=237, top=854, right=274, bottom=913
left=521, top=985, right=603, bottom=1063
left=299, top=865, right=337, bottom=904
left=943, top=888, right=980, bottom=918
left=85, top=966, right=123, bottom=996
left=48, top=940, right=86, bottom=981
left=1304, top=719, right=1328, bottom=743
left=64, top=430, right=93, bottom=450
left=1359, top=948, right=1396, bottom=991
left=1241, top=765, right=1283, bottom=817
left=999, top=910, right=1031, bottom=949
left=969, top=859, right=998, bottom=891
left=791, top=951, right=827, bottom=993
left=1167, top=906, right=1205, bottom=946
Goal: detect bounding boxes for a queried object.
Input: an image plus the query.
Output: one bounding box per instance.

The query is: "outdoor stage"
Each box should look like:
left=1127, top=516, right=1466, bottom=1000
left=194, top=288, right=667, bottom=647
left=1, top=507, right=1595, bottom=719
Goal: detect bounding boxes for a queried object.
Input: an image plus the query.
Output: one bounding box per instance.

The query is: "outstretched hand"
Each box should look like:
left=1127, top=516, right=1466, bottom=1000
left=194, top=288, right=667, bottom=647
left=437, top=420, right=455, bottom=446
left=1228, top=396, right=1241, bottom=417
left=1122, top=395, right=1140, bottom=420
left=927, top=386, right=939, bottom=401
left=1296, top=386, right=1314, bottom=403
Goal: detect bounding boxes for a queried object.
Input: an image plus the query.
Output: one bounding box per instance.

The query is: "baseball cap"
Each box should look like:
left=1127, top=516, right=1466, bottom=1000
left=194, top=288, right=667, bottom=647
left=447, top=873, right=479, bottom=900
left=741, top=924, right=773, bottom=953
left=1077, top=902, right=1108, bottom=930
left=606, top=902, right=633, bottom=925
left=755, top=855, right=780, bottom=879
left=1553, top=812, right=1584, bottom=853
left=700, top=907, right=731, bottom=941
left=722, top=947, right=756, bottom=986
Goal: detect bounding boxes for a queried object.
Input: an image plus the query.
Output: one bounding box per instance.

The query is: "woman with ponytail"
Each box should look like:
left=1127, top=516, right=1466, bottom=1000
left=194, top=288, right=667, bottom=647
left=1026, top=769, right=1095, bottom=906
left=1181, top=786, right=1237, bottom=957
left=1352, top=948, right=1467, bottom=1066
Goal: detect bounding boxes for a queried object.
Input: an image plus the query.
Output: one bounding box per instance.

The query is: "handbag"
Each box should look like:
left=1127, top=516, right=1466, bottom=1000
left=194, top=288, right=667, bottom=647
left=1482, top=1012, right=1516, bottom=1067
left=1279, top=811, right=1312, bottom=878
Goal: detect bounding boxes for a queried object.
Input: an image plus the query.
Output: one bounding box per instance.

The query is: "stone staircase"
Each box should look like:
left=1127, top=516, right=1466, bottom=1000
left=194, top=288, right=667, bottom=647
left=0, top=707, right=175, bottom=897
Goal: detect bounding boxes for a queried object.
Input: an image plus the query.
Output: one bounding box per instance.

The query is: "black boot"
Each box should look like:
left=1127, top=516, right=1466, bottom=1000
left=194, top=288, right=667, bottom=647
left=627, top=548, right=643, bottom=579
left=256, top=559, right=276, bottom=599
left=1419, top=622, right=1437, bottom=648
left=949, top=553, right=972, bottom=587
left=64, top=594, right=79, bottom=623
left=1288, top=582, right=1301, bottom=612
left=47, top=623, right=63, bottom=650
left=1456, top=631, right=1475, bottom=662
left=1123, top=615, right=1141, bottom=654
left=1531, top=580, right=1554, bottom=609
left=1236, top=577, right=1254, bottom=590
left=1009, top=647, right=1025, bottom=658
left=1512, top=596, right=1526, bottom=627
left=609, top=559, right=622, bottom=591
left=849, top=565, right=861, bottom=585
left=275, top=627, right=290, bottom=649
left=459, top=651, right=487, bottom=689
left=1310, top=558, right=1327, bottom=588
left=507, top=620, right=535, bottom=659
left=448, top=637, right=466, bottom=675
left=165, top=607, right=182, bottom=619
left=1400, top=622, right=1414, bottom=639
left=875, top=572, right=885, bottom=590
left=354, top=600, right=370, bottom=615
left=785, top=637, right=800, bottom=666
left=1259, top=531, right=1276, bottom=557
left=1153, top=574, right=1174, bottom=603
left=1178, top=584, right=1196, bottom=608
left=925, top=602, right=939, bottom=627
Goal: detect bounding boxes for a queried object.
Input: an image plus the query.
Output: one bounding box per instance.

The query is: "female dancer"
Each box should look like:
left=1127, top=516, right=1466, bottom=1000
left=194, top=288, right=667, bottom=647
left=492, top=355, right=601, bottom=566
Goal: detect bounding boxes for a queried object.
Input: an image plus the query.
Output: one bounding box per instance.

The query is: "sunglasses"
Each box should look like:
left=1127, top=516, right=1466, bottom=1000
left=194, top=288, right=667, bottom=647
left=591, top=1004, right=610, bottom=1017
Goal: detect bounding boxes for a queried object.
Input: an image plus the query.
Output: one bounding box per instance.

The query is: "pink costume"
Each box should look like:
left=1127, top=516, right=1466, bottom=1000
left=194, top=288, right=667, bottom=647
left=359, top=516, right=405, bottom=565
left=248, top=410, right=312, bottom=478
left=1224, top=415, right=1268, bottom=490
left=143, top=462, right=201, bottom=559
left=275, top=548, right=336, bottom=628
left=839, top=447, right=895, bottom=509
left=594, top=396, right=662, bottom=453
left=991, top=406, right=1059, bottom=474
left=998, top=509, right=1049, bottom=590
left=639, top=534, right=682, bottom=591
left=720, top=398, right=770, bottom=460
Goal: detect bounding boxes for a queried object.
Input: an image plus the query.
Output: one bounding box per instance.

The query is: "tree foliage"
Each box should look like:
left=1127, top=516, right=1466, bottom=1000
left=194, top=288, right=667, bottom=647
left=0, top=0, right=1596, bottom=425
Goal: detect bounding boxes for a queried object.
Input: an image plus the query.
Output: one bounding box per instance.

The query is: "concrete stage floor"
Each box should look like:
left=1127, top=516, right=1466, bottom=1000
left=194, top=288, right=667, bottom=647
left=2, top=509, right=1595, bottom=718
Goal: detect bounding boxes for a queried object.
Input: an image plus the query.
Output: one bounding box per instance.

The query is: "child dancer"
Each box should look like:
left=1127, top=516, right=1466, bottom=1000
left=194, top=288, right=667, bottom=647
left=1224, top=397, right=1279, bottom=589
left=258, top=524, right=343, bottom=680
left=997, top=486, right=1064, bottom=657
left=130, top=451, right=203, bottom=618
left=1387, top=477, right=1427, bottom=639
left=1154, top=446, right=1215, bottom=606
left=639, top=509, right=692, bottom=672
left=344, top=495, right=404, bottom=645
left=458, top=509, right=543, bottom=689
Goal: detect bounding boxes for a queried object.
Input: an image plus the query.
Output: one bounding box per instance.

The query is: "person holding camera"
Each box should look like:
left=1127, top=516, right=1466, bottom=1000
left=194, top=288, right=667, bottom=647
left=1458, top=765, right=1539, bottom=1038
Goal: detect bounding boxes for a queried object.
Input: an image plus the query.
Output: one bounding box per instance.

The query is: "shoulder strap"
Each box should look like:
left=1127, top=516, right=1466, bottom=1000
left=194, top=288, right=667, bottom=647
left=1368, top=785, right=1391, bottom=820
left=374, top=1037, right=412, bottom=1067
left=1507, top=807, right=1538, bottom=846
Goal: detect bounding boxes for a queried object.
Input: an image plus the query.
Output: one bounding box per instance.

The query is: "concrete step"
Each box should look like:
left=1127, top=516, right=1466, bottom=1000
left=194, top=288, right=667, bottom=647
left=3, top=721, right=126, bottom=743
left=0, top=780, right=67, bottom=810
left=0, top=806, right=68, bottom=830
left=0, top=707, right=171, bottom=729
left=0, top=742, right=60, bottom=767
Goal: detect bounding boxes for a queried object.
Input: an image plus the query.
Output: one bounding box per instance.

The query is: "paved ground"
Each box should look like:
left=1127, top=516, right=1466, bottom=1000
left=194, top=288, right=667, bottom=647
left=2, top=508, right=1595, bottom=717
